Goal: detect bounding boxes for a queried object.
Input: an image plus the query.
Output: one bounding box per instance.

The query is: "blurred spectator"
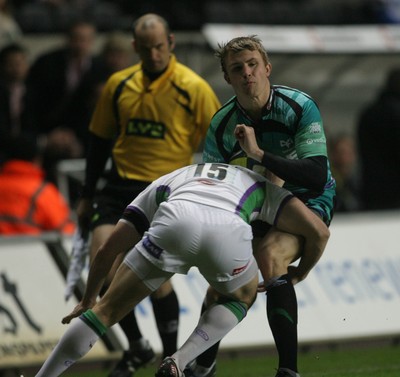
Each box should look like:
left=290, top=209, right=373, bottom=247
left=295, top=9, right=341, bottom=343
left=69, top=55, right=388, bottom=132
left=26, top=20, right=100, bottom=186
left=357, top=67, right=400, bottom=210
left=40, top=125, right=84, bottom=185
left=0, top=42, right=36, bottom=160
left=0, top=135, right=75, bottom=235
left=328, top=133, right=361, bottom=212
left=99, top=31, right=134, bottom=74
left=0, top=0, right=23, bottom=48
left=43, top=32, right=134, bottom=205
left=26, top=19, right=98, bottom=148
left=64, top=31, right=133, bottom=153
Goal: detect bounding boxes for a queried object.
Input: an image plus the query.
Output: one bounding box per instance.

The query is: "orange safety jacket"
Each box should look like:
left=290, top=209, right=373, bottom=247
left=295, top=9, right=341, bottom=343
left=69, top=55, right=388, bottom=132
left=0, top=160, right=75, bottom=235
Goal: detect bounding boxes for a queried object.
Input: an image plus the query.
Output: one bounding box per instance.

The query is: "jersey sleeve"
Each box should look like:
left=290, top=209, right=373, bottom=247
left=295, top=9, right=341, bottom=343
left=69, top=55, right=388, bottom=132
left=191, top=80, right=221, bottom=151
left=258, top=181, right=294, bottom=225
left=120, top=172, right=175, bottom=234
left=203, top=99, right=241, bottom=163
left=120, top=181, right=159, bottom=234
left=203, top=118, right=225, bottom=163
left=203, top=109, right=241, bottom=163
left=294, top=99, right=328, bottom=158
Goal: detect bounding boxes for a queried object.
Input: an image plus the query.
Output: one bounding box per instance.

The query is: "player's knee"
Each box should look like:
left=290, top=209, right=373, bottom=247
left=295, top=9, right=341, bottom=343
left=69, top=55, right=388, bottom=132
left=204, top=285, right=220, bottom=308
left=231, top=275, right=258, bottom=308
left=255, top=231, right=301, bottom=278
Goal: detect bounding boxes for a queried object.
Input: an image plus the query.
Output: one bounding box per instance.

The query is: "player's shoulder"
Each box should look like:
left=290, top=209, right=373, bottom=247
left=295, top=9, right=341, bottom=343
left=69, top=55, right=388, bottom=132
left=273, top=85, right=316, bottom=106
left=212, top=96, right=237, bottom=120
left=208, top=97, right=238, bottom=131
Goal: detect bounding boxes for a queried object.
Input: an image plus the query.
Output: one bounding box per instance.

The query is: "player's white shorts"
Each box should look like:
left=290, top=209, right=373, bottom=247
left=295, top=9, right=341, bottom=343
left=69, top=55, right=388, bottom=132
left=123, top=200, right=258, bottom=295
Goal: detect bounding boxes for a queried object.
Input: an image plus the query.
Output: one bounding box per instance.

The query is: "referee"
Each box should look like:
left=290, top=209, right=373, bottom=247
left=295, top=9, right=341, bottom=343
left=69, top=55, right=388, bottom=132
left=76, top=13, right=221, bottom=377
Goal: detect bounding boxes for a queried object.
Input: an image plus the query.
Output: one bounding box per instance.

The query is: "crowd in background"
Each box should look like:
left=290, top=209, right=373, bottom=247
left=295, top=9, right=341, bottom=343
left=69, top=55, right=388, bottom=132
left=1, top=0, right=400, bottom=237
left=0, top=15, right=135, bottom=235
left=2, top=0, right=400, bottom=35
left=0, top=17, right=134, bottom=198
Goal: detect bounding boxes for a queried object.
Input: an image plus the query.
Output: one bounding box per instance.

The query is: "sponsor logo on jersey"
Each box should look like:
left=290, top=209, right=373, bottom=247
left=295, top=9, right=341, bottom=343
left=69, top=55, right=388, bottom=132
left=308, top=122, right=322, bottom=134
left=126, top=119, right=166, bottom=139
left=280, top=138, right=294, bottom=149
left=143, top=236, right=163, bottom=259
left=232, top=261, right=249, bottom=276
left=195, top=328, right=210, bottom=340
left=306, top=136, right=326, bottom=144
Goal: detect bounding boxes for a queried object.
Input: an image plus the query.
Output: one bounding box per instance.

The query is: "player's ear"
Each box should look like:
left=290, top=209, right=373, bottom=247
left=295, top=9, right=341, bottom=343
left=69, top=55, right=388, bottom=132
left=168, top=34, right=175, bottom=50
left=266, top=62, right=272, bottom=77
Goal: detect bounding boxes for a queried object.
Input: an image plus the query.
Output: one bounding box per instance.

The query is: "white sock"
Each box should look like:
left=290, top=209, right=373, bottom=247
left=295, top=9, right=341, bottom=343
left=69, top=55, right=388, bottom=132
left=172, top=303, right=243, bottom=371
left=35, top=317, right=100, bottom=376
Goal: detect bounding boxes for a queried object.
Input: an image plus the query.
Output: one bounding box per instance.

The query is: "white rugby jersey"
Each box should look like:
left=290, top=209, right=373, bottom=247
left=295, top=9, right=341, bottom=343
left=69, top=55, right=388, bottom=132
left=121, top=163, right=293, bottom=230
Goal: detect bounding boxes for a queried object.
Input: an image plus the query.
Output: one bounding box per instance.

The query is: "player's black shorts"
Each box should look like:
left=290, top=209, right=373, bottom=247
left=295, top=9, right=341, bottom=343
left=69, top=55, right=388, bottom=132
left=90, top=179, right=151, bottom=230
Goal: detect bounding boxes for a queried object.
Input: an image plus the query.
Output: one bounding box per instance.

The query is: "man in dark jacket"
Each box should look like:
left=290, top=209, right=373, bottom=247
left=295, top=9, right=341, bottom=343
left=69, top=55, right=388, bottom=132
left=357, top=68, right=400, bottom=210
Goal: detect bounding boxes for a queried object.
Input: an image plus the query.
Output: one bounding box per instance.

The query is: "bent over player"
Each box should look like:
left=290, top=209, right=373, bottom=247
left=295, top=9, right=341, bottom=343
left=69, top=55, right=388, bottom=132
left=34, top=163, right=329, bottom=377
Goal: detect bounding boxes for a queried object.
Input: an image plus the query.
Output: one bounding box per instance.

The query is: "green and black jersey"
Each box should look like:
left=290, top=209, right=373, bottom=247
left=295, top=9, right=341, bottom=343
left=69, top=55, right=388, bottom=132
left=203, top=85, right=336, bottom=224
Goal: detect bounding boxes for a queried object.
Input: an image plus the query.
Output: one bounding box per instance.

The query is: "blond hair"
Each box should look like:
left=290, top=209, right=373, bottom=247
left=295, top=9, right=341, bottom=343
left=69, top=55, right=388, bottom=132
left=215, top=35, right=270, bottom=74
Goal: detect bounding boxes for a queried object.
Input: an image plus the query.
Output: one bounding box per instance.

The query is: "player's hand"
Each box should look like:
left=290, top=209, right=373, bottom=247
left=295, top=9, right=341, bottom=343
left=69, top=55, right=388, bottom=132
left=234, top=124, right=264, bottom=162
left=257, top=266, right=307, bottom=293
left=62, top=301, right=92, bottom=324
left=257, top=280, right=266, bottom=293
left=288, top=265, right=307, bottom=285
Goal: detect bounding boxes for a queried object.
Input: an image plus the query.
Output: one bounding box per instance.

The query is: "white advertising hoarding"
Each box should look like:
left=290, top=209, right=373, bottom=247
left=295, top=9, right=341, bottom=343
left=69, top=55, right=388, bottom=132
left=202, top=24, right=400, bottom=53
left=1, top=210, right=400, bottom=369
left=0, top=238, right=111, bottom=368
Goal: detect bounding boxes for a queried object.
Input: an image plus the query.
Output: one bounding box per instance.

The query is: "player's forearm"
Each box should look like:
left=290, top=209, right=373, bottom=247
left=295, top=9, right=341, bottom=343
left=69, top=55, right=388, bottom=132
left=82, top=254, right=113, bottom=305
left=235, top=124, right=327, bottom=191
left=261, top=153, right=328, bottom=192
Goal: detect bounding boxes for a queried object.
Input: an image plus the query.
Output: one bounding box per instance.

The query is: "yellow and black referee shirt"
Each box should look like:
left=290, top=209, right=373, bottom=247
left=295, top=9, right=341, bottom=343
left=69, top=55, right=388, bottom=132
left=89, top=54, right=221, bottom=182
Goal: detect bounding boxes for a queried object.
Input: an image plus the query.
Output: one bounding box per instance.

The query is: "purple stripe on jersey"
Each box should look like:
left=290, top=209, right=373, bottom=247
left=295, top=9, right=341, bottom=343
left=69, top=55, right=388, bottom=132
left=122, top=205, right=150, bottom=235
left=124, top=205, right=145, bottom=217
left=235, top=181, right=264, bottom=217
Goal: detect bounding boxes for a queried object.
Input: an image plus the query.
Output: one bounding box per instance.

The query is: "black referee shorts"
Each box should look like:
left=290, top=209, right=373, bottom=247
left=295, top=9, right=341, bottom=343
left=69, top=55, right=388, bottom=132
left=90, top=179, right=150, bottom=230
